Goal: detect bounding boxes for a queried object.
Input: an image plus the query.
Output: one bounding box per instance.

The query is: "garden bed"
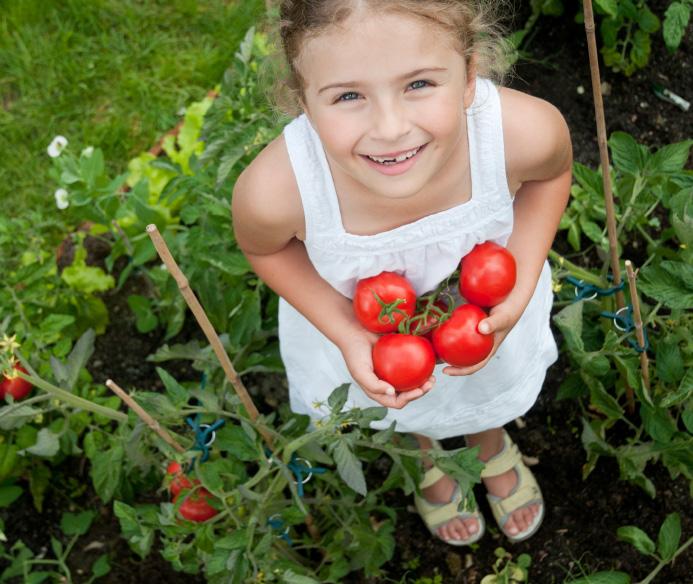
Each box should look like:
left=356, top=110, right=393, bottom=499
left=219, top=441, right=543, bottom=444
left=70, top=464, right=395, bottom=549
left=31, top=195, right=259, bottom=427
left=2, top=3, right=691, bottom=583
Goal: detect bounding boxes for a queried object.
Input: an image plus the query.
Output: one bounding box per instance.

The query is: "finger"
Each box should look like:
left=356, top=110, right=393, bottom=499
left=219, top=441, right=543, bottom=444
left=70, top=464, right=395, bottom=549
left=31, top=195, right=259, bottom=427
left=355, top=371, right=396, bottom=396
left=478, top=310, right=512, bottom=335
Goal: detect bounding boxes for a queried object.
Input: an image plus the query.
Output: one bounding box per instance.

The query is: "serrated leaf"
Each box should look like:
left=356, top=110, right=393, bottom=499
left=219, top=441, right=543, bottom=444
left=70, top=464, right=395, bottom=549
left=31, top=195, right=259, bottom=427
left=663, top=2, right=690, bottom=51
left=660, top=368, right=692, bottom=407
left=553, top=301, right=585, bottom=353
left=61, top=510, right=95, bottom=536
left=609, top=132, right=649, bottom=175
left=649, top=140, right=692, bottom=174
left=333, top=440, right=367, bottom=495
left=22, top=428, right=60, bottom=457
left=566, top=571, right=631, bottom=584
left=328, top=383, right=350, bottom=412
left=588, top=378, right=623, bottom=420
left=639, top=261, right=693, bottom=309
left=617, top=525, right=656, bottom=555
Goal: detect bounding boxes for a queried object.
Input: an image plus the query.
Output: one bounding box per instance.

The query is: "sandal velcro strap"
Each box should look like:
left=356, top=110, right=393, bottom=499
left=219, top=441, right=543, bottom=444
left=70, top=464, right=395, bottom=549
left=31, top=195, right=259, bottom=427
left=420, top=466, right=446, bottom=489
left=416, top=491, right=466, bottom=528
left=480, top=432, right=522, bottom=478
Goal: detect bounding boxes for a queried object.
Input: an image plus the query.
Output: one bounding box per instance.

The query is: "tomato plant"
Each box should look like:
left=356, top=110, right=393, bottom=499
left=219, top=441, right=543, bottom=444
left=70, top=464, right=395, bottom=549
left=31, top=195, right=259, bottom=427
left=459, top=242, right=516, bottom=307
left=432, top=304, right=494, bottom=367
left=372, top=334, right=435, bottom=392
left=175, top=488, right=219, bottom=522
left=0, top=362, right=33, bottom=401
left=353, top=272, right=417, bottom=333
left=166, top=461, right=194, bottom=498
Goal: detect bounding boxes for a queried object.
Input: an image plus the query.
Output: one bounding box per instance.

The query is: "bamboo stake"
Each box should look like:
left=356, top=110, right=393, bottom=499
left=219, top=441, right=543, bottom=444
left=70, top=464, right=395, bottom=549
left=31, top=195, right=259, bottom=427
left=582, top=0, right=625, bottom=309
left=624, top=261, right=650, bottom=390
left=105, top=379, right=186, bottom=453
left=145, top=224, right=272, bottom=446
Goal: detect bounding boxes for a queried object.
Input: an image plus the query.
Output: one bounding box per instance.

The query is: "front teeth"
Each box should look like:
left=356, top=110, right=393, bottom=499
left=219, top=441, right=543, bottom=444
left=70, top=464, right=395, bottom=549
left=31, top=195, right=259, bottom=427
left=367, top=146, right=421, bottom=165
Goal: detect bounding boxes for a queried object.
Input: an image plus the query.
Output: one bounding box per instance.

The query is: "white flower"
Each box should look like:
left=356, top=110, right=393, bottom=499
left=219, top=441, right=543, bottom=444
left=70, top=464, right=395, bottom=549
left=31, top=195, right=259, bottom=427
left=47, top=135, right=68, bottom=158
left=81, top=146, right=94, bottom=158
left=54, top=188, right=69, bottom=210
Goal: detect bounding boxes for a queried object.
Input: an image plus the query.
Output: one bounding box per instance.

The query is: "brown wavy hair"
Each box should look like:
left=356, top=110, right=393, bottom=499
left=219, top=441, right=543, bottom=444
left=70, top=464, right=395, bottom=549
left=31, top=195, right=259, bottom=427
left=270, top=0, right=513, bottom=116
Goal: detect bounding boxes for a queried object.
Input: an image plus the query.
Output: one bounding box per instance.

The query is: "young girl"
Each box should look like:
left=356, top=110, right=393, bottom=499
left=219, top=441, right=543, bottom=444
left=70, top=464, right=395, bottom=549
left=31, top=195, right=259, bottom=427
left=233, top=0, right=572, bottom=546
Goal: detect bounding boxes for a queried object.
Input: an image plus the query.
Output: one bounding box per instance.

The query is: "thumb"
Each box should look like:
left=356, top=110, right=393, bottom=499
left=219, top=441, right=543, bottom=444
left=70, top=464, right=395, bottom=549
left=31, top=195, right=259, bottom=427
left=478, top=311, right=510, bottom=335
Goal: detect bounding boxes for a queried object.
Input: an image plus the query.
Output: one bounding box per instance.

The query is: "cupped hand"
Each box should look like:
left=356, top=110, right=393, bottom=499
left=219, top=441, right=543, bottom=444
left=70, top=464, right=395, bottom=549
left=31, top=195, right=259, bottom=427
left=339, top=328, right=435, bottom=409
left=442, top=300, right=523, bottom=377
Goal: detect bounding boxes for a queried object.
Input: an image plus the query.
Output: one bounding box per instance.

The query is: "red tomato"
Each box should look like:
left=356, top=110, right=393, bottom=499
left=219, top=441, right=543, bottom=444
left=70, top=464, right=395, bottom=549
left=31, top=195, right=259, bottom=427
left=354, top=272, right=417, bottom=333
left=459, top=242, right=516, bottom=307
left=166, top=462, right=194, bottom=498
left=372, top=334, right=436, bottom=392
left=175, top=488, right=219, bottom=522
left=0, top=363, right=32, bottom=401
left=432, top=304, right=493, bottom=367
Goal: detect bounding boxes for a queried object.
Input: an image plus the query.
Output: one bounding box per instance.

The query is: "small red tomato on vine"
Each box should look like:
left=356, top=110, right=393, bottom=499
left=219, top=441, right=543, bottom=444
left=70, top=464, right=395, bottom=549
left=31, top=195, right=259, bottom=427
left=166, top=461, right=194, bottom=498
left=372, top=334, right=436, bottom=392
left=432, top=304, right=493, bottom=367
left=0, top=362, right=33, bottom=401
left=175, top=488, right=219, bottom=522
left=353, top=271, right=417, bottom=333
left=459, top=242, right=516, bottom=307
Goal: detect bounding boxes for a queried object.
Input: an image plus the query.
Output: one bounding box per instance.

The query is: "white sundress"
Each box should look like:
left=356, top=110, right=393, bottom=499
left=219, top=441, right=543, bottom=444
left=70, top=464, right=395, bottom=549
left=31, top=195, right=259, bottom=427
left=278, top=78, right=558, bottom=439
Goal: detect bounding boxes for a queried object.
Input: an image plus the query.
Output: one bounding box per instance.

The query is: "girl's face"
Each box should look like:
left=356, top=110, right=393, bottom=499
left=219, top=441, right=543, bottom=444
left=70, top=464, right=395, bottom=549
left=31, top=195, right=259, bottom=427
left=298, top=9, right=475, bottom=202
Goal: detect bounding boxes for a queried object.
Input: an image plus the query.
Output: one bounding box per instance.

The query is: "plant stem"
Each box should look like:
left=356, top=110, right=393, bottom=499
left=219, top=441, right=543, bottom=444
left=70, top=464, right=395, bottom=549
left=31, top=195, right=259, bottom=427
left=548, top=250, right=605, bottom=286
left=13, top=371, right=127, bottom=422
left=638, top=536, right=693, bottom=584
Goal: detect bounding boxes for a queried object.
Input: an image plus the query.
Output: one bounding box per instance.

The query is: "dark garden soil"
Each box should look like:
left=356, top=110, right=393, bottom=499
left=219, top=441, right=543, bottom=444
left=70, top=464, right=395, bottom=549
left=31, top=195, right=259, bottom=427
left=2, top=3, right=691, bottom=583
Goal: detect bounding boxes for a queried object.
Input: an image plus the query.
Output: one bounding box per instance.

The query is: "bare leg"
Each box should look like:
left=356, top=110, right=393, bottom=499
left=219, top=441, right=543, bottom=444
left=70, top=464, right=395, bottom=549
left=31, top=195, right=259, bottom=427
left=466, top=428, right=541, bottom=537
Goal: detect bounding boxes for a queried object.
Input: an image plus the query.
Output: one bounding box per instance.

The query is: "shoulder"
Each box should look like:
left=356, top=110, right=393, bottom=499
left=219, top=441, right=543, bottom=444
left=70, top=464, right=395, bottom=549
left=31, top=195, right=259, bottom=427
left=232, top=133, right=305, bottom=254
left=498, top=87, right=572, bottom=188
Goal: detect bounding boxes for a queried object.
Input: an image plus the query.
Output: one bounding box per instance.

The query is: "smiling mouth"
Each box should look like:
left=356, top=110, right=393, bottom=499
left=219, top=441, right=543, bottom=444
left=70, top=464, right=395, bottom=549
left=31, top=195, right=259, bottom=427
left=365, top=145, right=424, bottom=165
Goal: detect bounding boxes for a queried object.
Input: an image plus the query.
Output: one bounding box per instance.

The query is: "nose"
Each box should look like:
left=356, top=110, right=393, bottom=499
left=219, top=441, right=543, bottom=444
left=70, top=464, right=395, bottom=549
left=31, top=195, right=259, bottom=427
left=369, top=98, right=411, bottom=143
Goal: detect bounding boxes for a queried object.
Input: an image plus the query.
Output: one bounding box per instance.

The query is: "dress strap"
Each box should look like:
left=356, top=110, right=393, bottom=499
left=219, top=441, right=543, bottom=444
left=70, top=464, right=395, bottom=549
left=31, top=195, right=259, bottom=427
left=466, top=78, right=512, bottom=203
left=282, top=115, right=342, bottom=242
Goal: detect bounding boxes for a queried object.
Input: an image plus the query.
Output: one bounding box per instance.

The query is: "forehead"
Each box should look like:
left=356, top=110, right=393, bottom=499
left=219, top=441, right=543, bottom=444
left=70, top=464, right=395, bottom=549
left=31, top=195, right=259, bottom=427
left=297, top=10, right=462, bottom=90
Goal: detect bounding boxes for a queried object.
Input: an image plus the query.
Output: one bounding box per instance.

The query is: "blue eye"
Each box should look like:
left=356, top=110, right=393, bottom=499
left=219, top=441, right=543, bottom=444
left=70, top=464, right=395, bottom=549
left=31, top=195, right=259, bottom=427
left=337, top=91, right=359, bottom=102
left=409, top=80, right=430, bottom=90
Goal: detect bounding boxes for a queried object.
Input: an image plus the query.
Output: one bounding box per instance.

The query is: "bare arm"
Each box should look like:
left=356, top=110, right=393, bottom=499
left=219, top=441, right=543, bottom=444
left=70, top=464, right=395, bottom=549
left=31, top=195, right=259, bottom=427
left=444, top=90, right=572, bottom=375
left=232, top=137, right=433, bottom=407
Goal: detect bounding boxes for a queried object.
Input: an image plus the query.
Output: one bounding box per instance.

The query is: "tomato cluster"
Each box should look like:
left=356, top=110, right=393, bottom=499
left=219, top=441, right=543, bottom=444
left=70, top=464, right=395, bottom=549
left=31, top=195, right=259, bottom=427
left=352, top=242, right=516, bottom=390
left=166, top=461, right=219, bottom=522
left=0, top=362, right=32, bottom=401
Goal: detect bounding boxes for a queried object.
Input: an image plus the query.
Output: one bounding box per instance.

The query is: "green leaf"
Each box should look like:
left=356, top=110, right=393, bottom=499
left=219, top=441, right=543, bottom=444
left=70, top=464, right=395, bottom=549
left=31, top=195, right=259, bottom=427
left=630, top=29, right=652, bottom=70
left=663, top=2, right=691, bottom=51
left=588, top=378, right=624, bottom=420
left=282, top=571, right=321, bottom=584
left=90, top=445, right=124, bottom=503
left=609, top=132, right=649, bottom=175
left=0, top=485, right=22, bottom=507
left=566, top=572, right=631, bottom=584
left=214, top=425, right=258, bottom=462
left=333, top=440, right=367, bottom=496
left=595, top=0, right=619, bottom=18
left=127, top=294, right=159, bottom=333
left=639, top=261, right=693, bottom=309
left=200, top=252, right=251, bottom=277
left=61, top=263, right=115, bottom=295
left=29, top=463, right=51, bottom=512
left=657, top=512, right=681, bottom=561
left=61, top=510, right=95, bottom=536
left=553, top=301, right=585, bottom=353
left=328, top=383, right=350, bottom=413
left=655, top=338, right=684, bottom=384
left=227, top=289, right=261, bottom=348
left=639, top=403, right=676, bottom=443
left=38, top=314, right=75, bottom=344
left=649, top=140, right=693, bottom=174
left=91, top=554, right=111, bottom=578
left=63, top=329, right=95, bottom=390
left=637, top=6, right=660, bottom=33
left=660, top=368, right=692, bottom=408
left=617, top=525, right=656, bottom=556
left=22, top=428, right=61, bottom=457
left=155, top=367, right=189, bottom=406
left=113, top=501, right=154, bottom=559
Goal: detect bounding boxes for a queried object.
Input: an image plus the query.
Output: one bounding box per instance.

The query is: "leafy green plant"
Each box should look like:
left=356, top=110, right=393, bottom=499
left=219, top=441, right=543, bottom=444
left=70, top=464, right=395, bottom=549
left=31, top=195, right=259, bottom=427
left=111, top=382, right=483, bottom=582
left=564, top=513, right=691, bottom=584
left=480, top=548, right=531, bottom=584
left=0, top=511, right=110, bottom=583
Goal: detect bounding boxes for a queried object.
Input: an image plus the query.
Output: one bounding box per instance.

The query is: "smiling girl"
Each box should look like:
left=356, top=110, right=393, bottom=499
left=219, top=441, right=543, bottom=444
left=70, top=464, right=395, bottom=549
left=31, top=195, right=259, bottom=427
left=232, top=0, right=572, bottom=546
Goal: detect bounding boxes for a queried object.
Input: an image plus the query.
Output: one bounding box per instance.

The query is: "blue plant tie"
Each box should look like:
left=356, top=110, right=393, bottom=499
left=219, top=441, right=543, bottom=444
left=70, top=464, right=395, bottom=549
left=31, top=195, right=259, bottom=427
left=263, top=448, right=327, bottom=497
left=599, top=305, right=650, bottom=353
left=267, top=516, right=293, bottom=545
left=186, top=414, right=226, bottom=463
left=567, top=276, right=625, bottom=302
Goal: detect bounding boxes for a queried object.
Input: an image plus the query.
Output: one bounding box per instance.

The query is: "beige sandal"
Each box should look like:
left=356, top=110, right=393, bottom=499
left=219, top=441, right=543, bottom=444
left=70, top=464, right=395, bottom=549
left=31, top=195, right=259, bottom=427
left=414, top=441, right=486, bottom=546
left=482, top=431, right=544, bottom=543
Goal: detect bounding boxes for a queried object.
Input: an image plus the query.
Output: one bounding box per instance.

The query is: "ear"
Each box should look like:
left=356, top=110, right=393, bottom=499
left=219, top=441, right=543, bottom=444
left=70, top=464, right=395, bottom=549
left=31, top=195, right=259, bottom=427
left=463, top=55, right=477, bottom=109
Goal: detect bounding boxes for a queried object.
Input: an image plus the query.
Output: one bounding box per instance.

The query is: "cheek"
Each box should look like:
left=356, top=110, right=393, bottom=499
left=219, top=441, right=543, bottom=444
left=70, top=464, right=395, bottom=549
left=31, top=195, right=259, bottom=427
left=313, top=114, right=361, bottom=154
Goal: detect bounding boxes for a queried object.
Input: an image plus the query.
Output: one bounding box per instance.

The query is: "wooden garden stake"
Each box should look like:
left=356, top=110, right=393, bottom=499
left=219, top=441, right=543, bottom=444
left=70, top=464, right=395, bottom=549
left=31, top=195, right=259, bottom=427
left=624, top=261, right=650, bottom=391
left=582, top=0, right=625, bottom=309
left=105, top=379, right=186, bottom=453
left=145, top=224, right=273, bottom=445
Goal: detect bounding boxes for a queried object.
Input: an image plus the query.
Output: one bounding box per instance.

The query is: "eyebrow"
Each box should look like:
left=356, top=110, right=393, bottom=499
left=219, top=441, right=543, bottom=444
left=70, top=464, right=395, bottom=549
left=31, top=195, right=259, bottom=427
left=317, top=67, right=448, bottom=94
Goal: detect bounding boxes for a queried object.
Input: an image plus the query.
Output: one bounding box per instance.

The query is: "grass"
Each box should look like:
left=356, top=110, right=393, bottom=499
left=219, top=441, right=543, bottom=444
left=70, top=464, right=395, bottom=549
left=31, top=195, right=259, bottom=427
left=0, top=0, right=266, bottom=218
